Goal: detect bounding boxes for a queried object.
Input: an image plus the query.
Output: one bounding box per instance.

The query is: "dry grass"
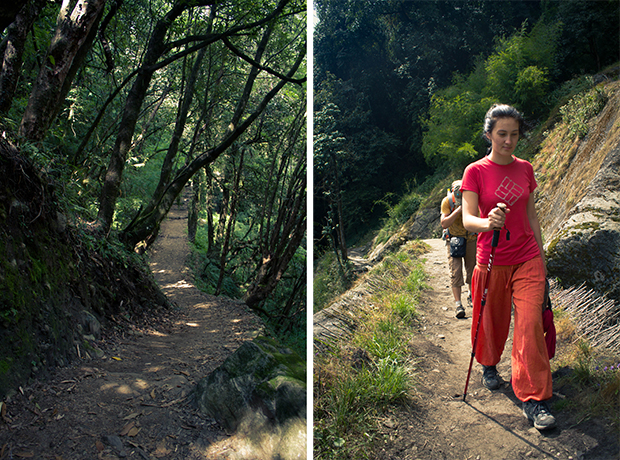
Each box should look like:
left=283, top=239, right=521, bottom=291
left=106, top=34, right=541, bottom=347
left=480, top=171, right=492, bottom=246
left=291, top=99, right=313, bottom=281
left=550, top=283, right=620, bottom=431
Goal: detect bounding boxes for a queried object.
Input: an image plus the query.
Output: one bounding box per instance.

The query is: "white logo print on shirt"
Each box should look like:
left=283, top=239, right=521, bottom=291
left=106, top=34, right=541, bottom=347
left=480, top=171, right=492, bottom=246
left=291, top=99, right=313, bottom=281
left=495, top=176, right=524, bottom=206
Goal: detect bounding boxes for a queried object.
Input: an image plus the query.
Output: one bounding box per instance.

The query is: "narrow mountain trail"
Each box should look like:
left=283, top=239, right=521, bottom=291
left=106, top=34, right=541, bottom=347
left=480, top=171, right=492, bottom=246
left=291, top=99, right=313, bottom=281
left=0, top=196, right=265, bottom=459
left=374, top=238, right=618, bottom=460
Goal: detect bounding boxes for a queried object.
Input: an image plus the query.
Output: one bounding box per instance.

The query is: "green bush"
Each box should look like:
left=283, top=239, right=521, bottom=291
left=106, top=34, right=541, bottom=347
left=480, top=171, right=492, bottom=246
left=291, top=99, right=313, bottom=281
left=560, top=86, right=608, bottom=139
left=422, top=19, right=563, bottom=169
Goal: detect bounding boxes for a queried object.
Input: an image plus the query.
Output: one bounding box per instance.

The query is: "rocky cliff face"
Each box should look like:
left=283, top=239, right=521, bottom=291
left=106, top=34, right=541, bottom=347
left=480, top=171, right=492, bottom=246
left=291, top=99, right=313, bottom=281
left=536, top=80, right=620, bottom=300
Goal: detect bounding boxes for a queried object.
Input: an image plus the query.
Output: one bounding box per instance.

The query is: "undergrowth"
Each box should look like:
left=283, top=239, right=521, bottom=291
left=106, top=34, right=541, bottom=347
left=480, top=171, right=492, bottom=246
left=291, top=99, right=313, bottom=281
left=314, top=241, right=428, bottom=459
left=313, top=251, right=355, bottom=312
left=559, top=84, right=609, bottom=139
left=190, top=224, right=307, bottom=357
left=551, top=308, right=620, bottom=431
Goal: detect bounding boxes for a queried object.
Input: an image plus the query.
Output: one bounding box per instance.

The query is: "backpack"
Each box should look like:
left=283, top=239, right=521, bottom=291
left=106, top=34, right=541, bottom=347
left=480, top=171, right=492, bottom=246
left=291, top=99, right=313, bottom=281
left=447, top=189, right=457, bottom=212
left=543, top=279, right=556, bottom=359
left=441, top=189, right=457, bottom=241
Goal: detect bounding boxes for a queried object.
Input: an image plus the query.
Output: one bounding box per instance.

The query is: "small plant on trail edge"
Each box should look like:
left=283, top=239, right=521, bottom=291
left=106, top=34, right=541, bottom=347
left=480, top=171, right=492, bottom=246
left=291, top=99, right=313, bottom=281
left=314, top=241, right=427, bottom=459
left=551, top=312, right=620, bottom=431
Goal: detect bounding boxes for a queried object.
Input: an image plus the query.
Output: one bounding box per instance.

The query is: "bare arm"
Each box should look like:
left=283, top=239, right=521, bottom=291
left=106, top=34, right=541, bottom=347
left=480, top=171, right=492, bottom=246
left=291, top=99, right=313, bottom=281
left=462, top=190, right=509, bottom=233
left=440, top=206, right=462, bottom=229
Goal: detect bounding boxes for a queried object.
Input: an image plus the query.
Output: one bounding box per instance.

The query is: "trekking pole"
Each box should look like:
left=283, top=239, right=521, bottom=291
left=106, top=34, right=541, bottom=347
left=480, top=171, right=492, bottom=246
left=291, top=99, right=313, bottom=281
left=463, top=203, right=506, bottom=401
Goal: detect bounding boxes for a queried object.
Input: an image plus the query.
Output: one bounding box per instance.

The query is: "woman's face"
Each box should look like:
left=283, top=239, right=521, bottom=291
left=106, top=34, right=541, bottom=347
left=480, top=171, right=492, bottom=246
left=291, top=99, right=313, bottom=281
left=487, top=117, right=519, bottom=161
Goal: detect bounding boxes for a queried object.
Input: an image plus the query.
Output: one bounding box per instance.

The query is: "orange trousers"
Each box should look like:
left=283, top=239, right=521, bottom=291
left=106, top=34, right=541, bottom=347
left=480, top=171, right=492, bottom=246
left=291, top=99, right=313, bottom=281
left=471, top=256, right=552, bottom=402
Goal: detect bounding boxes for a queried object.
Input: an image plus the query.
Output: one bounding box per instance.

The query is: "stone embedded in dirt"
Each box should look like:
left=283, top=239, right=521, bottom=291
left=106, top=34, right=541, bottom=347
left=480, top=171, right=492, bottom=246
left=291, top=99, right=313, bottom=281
left=103, top=434, right=127, bottom=457
left=194, top=336, right=306, bottom=458
left=78, top=310, right=102, bottom=340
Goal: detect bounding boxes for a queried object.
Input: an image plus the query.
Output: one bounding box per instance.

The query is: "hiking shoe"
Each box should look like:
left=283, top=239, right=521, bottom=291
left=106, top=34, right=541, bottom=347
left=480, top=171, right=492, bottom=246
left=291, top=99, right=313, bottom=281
left=455, top=305, right=465, bottom=318
left=482, top=365, right=500, bottom=390
left=467, top=294, right=472, bottom=307
left=523, top=399, right=556, bottom=430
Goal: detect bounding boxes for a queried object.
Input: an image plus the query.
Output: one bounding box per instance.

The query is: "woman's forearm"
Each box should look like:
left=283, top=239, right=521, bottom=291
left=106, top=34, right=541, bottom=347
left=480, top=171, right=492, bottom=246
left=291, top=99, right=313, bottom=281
left=462, top=190, right=508, bottom=233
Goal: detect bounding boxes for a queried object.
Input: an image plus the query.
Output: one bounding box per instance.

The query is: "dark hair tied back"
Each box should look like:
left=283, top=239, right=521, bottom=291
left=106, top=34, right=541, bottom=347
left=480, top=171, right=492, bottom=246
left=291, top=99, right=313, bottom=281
left=483, top=104, right=524, bottom=141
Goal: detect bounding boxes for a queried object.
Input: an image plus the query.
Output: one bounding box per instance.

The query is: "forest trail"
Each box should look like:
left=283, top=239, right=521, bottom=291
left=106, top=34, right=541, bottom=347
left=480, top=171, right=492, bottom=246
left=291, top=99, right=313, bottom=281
left=375, top=238, right=618, bottom=460
left=0, top=195, right=265, bottom=459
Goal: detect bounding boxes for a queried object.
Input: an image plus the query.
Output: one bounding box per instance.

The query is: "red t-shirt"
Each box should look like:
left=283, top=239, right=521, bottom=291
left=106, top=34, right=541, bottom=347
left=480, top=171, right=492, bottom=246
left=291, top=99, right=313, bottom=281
left=462, top=155, right=540, bottom=266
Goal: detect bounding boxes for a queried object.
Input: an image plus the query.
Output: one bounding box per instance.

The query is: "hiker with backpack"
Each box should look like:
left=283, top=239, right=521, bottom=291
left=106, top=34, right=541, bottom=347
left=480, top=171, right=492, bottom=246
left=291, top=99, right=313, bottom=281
left=440, top=180, right=477, bottom=318
left=461, top=104, right=556, bottom=431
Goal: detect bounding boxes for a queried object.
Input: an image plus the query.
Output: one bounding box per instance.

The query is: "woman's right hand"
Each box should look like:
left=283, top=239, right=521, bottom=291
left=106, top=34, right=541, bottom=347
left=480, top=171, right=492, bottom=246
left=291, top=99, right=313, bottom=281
left=487, top=204, right=509, bottom=231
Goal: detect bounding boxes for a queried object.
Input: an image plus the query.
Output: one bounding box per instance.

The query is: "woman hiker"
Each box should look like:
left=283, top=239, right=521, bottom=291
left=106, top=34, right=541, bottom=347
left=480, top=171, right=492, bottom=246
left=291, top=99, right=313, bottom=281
left=461, top=104, right=556, bottom=431
left=440, top=180, right=477, bottom=318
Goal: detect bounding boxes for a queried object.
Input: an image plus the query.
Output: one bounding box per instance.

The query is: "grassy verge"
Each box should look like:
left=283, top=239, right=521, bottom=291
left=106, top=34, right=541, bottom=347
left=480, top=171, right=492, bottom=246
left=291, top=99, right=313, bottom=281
left=314, top=241, right=428, bottom=459
left=550, top=307, right=620, bottom=430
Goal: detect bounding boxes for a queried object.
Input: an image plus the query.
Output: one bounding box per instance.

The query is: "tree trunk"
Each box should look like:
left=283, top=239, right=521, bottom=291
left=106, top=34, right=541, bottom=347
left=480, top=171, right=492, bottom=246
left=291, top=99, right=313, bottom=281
left=205, top=168, right=215, bottom=253
left=277, top=265, right=305, bottom=329
left=142, top=45, right=208, bottom=220
left=96, top=1, right=197, bottom=233
left=244, top=209, right=305, bottom=308
left=243, top=102, right=305, bottom=309
left=244, top=139, right=306, bottom=309
left=0, top=0, right=29, bottom=34
left=0, top=0, right=46, bottom=114
left=19, top=0, right=107, bottom=142
left=216, top=149, right=244, bottom=295
left=187, top=185, right=198, bottom=244
left=216, top=178, right=230, bottom=246
left=131, top=83, right=172, bottom=159
left=120, top=47, right=305, bottom=248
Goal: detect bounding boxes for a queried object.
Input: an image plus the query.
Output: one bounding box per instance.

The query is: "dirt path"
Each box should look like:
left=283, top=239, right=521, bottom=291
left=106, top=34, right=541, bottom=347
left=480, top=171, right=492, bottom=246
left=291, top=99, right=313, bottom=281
left=375, top=238, right=618, bottom=460
left=0, top=196, right=264, bottom=459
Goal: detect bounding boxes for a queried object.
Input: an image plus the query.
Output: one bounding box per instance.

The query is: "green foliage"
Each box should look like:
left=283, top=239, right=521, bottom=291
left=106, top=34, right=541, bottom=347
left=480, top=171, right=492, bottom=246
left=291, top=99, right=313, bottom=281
left=422, top=87, right=493, bottom=170
left=313, top=251, right=354, bottom=313
left=514, top=65, right=549, bottom=111
left=385, top=292, right=417, bottom=323
left=374, top=191, right=423, bottom=244
left=315, top=313, right=414, bottom=459
left=422, top=19, right=563, bottom=169
left=559, top=86, right=608, bottom=139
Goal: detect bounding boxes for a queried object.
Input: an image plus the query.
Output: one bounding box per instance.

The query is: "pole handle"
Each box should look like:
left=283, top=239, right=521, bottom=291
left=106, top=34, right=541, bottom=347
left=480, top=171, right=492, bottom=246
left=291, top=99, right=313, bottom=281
left=491, top=229, right=500, bottom=247
left=491, top=203, right=507, bottom=246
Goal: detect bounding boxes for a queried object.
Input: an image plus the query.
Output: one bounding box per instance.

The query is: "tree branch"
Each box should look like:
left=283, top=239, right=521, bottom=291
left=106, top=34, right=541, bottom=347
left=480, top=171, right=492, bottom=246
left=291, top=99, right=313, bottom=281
left=222, top=36, right=306, bottom=85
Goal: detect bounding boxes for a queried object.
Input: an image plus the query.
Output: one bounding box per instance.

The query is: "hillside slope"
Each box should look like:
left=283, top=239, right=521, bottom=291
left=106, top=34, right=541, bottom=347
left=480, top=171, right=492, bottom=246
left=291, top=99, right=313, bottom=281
left=535, top=80, right=620, bottom=300
left=0, top=139, right=169, bottom=397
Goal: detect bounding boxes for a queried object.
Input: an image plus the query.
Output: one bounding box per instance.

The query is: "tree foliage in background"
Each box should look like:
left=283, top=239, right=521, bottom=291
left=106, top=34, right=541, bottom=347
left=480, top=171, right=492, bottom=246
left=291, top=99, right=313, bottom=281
left=0, top=0, right=307, bottom=352
left=422, top=19, right=563, bottom=170
left=313, top=0, right=545, bottom=249
left=314, top=0, right=619, bottom=253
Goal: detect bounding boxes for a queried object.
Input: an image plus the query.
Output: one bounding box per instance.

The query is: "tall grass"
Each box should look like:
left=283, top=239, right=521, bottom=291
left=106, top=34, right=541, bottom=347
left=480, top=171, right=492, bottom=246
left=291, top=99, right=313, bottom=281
left=314, top=241, right=428, bottom=459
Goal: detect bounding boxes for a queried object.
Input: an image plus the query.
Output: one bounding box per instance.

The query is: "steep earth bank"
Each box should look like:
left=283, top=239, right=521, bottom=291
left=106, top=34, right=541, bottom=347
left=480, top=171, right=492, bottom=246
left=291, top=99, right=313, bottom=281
left=0, top=139, right=169, bottom=397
